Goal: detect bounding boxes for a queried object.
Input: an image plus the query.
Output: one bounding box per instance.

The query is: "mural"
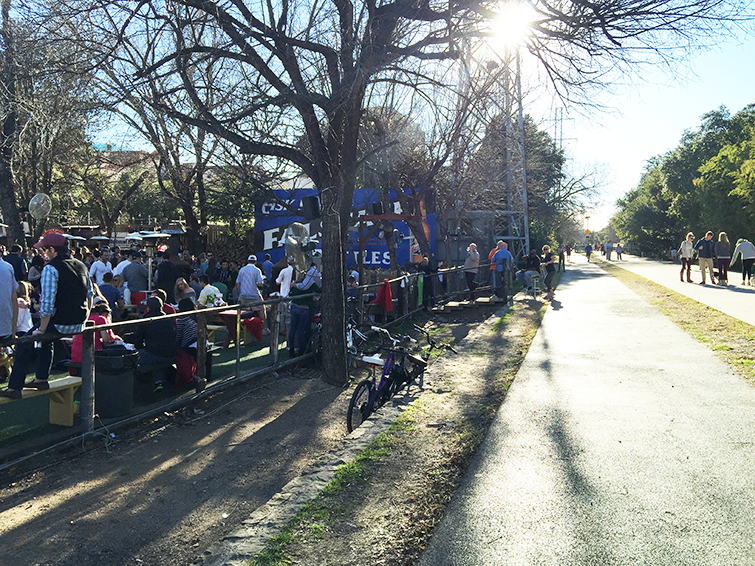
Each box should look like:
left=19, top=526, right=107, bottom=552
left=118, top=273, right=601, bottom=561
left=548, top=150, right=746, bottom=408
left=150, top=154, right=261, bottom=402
left=254, top=188, right=435, bottom=268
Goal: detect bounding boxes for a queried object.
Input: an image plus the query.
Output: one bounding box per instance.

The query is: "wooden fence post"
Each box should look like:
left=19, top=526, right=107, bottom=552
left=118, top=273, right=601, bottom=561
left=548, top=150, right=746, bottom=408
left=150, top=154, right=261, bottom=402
left=196, top=312, right=207, bottom=380
left=269, top=300, right=280, bottom=365
left=80, top=327, right=95, bottom=434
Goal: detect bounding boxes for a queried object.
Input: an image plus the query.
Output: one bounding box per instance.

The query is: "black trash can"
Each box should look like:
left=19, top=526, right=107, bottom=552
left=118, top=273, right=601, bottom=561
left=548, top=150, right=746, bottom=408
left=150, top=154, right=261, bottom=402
left=95, top=348, right=139, bottom=418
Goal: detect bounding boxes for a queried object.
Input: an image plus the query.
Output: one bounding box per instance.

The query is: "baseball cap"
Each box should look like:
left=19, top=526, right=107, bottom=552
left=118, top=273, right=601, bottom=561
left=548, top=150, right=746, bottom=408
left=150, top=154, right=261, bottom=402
left=33, top=230, right=67, bottom=249
left=248, top=254, right=256, bottom=262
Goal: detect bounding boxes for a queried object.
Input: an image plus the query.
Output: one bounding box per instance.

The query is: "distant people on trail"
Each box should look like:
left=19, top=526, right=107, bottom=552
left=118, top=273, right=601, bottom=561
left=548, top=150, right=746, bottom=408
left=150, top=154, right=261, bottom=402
left=541, top=245, right=556, bottom=300
left=615, top=243, right=623, bottom=261
left=557, top=243, right=566, bottom=272
left=679, top=232, right=694, bottom=283
left=714, top=232, right=731, bottom=286
left=463, top=243, right=480, bottom=301
left=565, top=244, right=572, bottom=262
left=605, top=241, right=613, bottom=261
left=585, top=243, right=593, bottom=262
left=731, top=238, right=755, bottom=285
left=694, top=231, right=716, bottom=285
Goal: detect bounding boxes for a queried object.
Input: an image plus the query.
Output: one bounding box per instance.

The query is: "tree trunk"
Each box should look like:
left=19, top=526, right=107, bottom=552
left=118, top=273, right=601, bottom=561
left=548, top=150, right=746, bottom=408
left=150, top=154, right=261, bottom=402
left=0, top=0, right=23, bottom=245
left=319, top=186, right=348, bottom=387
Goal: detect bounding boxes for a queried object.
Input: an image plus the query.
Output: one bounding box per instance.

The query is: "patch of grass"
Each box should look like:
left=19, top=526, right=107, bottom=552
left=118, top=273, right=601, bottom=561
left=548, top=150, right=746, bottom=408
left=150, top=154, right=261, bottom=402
left=250, top=408, right=423, bottom=566
left=251, top=296, right=545, bottom=566
left=713, top=344, right=733, bottom=351
left=492, top=305, right=516, bottom=331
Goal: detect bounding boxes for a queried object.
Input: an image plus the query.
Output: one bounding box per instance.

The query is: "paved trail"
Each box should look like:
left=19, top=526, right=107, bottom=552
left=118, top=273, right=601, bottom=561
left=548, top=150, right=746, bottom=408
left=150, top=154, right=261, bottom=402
left=600, top=253, right=755, bottom=326
left=419, top=259, right=755, bottom=566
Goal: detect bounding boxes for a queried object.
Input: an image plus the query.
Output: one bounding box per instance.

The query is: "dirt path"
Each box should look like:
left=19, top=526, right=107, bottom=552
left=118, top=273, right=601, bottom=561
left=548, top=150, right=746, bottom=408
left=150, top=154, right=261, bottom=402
left=0, top=306, right=502, bottom=566
left=1, top=368, right=345, bottom=566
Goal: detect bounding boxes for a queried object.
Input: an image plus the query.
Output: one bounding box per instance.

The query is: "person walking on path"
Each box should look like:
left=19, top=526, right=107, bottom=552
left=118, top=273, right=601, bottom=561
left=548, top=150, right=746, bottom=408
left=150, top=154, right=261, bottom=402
left=714, top=232, right=731, bottom=285
left=678, top=232, right=694, bottom=282
left=557, top=243, right=566, bottom=272
left=463, top=243, right=480, bottom=302
left=730, top=238, right=755, bottom=285
left=695, top=231, right=717, bottom=285
left=615, top=243, right=623, bottom=260
left=541, top=245, right=556, bottom=299
left=585, top=243, right=592, bottom=262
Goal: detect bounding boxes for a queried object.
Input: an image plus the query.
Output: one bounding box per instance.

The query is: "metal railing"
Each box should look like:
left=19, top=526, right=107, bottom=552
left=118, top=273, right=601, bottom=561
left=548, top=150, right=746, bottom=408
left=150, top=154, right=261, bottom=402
left=0, top=262, right=508, bottom=439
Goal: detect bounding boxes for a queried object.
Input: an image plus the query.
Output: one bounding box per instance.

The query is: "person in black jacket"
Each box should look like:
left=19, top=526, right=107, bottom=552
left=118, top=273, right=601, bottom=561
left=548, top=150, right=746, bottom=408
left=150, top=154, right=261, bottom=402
left=133, top=296, right=177, bottom=391
left=156, top=251, right=180, bottom=303
left=694, top=231, right=717, bottom=285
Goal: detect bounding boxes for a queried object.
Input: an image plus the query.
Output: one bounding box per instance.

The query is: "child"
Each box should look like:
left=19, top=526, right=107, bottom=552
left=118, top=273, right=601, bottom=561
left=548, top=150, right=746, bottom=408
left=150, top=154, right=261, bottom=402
left=16, top=281, right=33, bottom=335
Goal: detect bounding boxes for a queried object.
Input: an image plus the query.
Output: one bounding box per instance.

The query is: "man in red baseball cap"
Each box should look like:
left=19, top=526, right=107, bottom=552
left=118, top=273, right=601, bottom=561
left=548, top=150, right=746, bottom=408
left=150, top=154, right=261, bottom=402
left=1, top=231, right=93, bottom=398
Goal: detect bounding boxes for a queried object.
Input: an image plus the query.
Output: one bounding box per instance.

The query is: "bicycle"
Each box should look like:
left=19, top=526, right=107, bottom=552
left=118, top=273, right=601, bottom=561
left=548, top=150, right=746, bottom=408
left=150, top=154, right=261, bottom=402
left=346, top=325, right=456, bottom=432
left=346, top=315, right=382, bottom=366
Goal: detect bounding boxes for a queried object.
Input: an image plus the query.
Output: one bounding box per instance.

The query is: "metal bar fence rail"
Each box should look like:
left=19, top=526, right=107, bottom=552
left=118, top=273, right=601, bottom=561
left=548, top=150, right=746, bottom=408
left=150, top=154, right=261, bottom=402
left=0, top=294, right=316, bottom=436
left=0, top=262, right=506, bottom=442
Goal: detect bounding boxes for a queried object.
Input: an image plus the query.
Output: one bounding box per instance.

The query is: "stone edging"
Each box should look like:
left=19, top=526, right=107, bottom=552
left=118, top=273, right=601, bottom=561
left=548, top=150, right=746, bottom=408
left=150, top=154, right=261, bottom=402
left=192, top=402, right=407, bottom=566
left=193, top=302, right=512, bottom=566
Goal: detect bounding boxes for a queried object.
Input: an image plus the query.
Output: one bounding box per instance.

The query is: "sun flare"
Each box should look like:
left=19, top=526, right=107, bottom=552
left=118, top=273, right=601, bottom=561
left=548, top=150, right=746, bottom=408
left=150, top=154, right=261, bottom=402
left=490, top=2, right=536, bottom=50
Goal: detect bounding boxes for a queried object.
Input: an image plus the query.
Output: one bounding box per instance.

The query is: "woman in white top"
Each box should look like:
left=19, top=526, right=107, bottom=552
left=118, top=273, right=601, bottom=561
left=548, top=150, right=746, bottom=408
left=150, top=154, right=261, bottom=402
left=730, top=238, right=755, bottom=285
left=678, top=232, right=695, bottom=283
left=463, top=243, right=480, bottom=301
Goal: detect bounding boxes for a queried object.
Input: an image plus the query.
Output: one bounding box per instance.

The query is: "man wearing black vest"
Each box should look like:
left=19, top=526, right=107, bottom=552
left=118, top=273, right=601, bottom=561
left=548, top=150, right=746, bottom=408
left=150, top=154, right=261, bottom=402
left=1, top=231, right=92, bottom=399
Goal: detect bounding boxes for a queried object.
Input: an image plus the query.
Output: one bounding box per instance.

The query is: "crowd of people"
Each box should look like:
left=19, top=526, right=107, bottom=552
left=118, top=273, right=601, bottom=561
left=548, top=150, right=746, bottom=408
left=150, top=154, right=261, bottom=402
left=463, top=240, right=561, bottom=302
left=0, top=231, right=323, bottom=398
left=678, top=231, right=755, bottom=286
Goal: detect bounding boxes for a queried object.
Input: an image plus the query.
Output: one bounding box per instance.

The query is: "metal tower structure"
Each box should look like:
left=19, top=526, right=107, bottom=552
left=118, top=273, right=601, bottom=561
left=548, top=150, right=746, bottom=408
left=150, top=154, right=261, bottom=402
left=495, top=46, right=529, bottom=259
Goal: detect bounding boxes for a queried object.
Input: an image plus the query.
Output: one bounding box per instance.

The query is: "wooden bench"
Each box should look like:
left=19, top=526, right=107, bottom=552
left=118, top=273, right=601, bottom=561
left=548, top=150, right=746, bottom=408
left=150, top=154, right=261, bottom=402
left=206, top=324, right=226, bottom=346
left=0, top=376, right=82, bottom=426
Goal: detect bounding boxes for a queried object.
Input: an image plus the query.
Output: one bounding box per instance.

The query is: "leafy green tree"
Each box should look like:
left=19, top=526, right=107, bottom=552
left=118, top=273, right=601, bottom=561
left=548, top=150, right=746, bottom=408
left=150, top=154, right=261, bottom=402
left=613, top=163, right=679, bottom=257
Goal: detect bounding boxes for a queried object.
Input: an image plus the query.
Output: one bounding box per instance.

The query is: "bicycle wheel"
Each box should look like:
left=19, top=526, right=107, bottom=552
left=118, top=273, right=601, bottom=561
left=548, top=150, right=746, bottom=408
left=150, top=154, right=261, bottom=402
left=372, top=381, right=393, bottom=410
left=347, top=380, right=372, bottom=432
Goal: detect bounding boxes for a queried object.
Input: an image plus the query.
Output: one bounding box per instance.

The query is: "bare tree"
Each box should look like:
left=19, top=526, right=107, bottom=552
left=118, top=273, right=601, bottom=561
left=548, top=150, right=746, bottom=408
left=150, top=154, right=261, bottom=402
left=53, top=0, right=750, bottom=385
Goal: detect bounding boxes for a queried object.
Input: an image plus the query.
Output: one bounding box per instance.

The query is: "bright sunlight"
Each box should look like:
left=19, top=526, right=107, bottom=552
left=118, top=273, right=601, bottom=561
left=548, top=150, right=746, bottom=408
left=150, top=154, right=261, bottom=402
left=489, top=2, right=537, bottom=51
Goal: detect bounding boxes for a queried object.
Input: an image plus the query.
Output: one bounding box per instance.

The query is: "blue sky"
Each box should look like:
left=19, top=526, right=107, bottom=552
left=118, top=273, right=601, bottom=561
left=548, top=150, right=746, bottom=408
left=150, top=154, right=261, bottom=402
left=543, top=34, right=755, bottom=229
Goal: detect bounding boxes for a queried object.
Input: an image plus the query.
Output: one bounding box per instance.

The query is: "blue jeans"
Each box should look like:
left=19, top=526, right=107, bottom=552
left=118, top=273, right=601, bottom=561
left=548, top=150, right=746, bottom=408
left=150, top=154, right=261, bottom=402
left=8, top=322, right=59, bottom=390
left=516, top=270, right=538, bottom=288
left=288, top=303, right=311, bottom=355
left=494, top=270, right=507, bottom=298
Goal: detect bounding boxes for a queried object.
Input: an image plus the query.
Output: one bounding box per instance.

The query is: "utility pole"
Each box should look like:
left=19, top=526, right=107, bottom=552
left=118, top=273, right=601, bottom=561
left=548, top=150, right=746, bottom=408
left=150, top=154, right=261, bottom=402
left=495, top=44, right=529, bottom=259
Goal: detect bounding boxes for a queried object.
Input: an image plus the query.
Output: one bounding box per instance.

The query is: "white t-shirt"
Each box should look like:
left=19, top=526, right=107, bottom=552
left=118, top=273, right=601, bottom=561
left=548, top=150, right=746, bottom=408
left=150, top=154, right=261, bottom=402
left=89, top=260, right=113, bottom=287
left=112, top=259, right=130, bottom=289
left=276, top=265, right=294, bottom=298
left=17, top=297, right=32, bottom=333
